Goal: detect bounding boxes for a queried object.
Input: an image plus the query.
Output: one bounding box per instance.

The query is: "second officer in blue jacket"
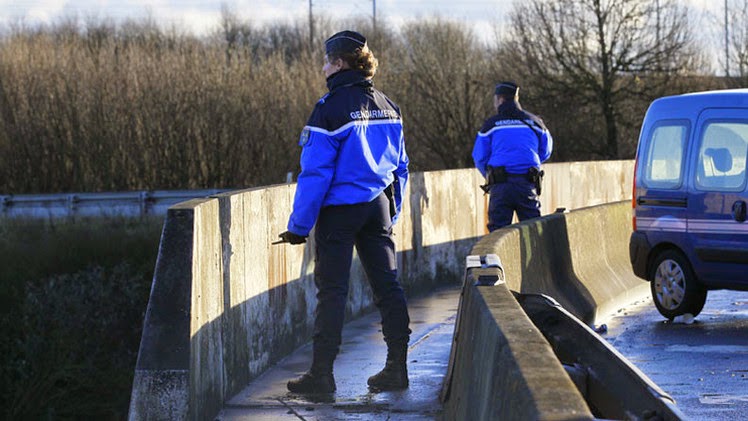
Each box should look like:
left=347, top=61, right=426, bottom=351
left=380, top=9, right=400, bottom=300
left=472, top=81, right=553, bottom=231
left=278, top=30, right=410, bottom=394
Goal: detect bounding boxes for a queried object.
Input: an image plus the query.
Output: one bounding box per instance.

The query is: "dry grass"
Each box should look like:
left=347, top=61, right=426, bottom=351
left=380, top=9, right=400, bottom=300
left=0, top=21, right=321, bottom=193
left=0, top=15, right=728, bottom=194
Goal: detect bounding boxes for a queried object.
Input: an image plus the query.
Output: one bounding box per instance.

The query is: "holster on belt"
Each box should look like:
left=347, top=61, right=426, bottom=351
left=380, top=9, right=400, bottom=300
left=527, top=167, right=545, bottom=196
left=384, top=183, right=397, bottom=218
left=480, top=166, right=507, bottom=194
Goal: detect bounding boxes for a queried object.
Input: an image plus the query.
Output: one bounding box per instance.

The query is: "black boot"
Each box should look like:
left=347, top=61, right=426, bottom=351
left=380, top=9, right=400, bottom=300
left=367, top=344, right=408, bottom=391
left=287, top=370, right=335, bottom=393
left=287, top=349, right=336, bottom=393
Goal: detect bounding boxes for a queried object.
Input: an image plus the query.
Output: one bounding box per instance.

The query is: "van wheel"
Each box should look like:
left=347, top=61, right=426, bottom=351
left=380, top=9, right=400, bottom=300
left=649, top=250, right=707, bottom=320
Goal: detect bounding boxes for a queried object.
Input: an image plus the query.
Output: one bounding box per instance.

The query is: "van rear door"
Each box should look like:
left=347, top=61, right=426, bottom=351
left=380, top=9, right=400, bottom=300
left=687, top=109, right=748, bottom=287
left=635, top=120, right=691, bottom=259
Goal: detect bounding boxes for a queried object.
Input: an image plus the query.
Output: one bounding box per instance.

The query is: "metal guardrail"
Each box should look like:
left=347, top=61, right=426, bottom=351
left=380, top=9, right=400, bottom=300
left=0, top=189, right=233, bottom=219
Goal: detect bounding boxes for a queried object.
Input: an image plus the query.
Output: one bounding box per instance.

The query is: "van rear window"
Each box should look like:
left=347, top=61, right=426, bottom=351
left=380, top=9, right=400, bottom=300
left=642, top=122, right=689, bottom=189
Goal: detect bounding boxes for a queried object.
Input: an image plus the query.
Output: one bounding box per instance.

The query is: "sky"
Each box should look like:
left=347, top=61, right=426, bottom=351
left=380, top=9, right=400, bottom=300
left=0, top=1, right=511, bottom=36
left=0, top=0, right=717, bottom=44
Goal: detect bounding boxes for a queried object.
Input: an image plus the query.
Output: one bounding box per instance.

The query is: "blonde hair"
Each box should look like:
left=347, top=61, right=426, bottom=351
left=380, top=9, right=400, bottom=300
left=333, top=44, right=378, bottom=78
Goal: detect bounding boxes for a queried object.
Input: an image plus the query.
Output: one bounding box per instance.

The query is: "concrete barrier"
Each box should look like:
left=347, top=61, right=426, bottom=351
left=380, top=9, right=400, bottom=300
left=470, top=200, right=648, bottom=323
left=443, top=201, right=653, bottom=419
left=518, top=294, right=683, bottom=420
left=129, top=161, right=634, bottom=420
left=442, top=267, right=594, bottom=420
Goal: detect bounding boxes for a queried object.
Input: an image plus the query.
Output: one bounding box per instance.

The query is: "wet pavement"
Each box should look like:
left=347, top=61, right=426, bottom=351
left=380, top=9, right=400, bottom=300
left=603, top=289, right=748, bottom=420
left=217, top=285, right=461, bottom=420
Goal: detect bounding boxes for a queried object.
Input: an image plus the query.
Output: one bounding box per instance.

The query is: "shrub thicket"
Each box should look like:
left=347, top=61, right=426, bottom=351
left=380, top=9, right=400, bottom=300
left=0, top=14, right=731, bottom=194
left=0, top=20, right=320, bottom=193
left=0, top=217, right=162, bottom=419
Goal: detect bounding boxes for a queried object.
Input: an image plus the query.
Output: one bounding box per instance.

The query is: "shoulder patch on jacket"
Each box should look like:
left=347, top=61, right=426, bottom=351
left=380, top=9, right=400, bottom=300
left=299, top=128, right=311, bottom=146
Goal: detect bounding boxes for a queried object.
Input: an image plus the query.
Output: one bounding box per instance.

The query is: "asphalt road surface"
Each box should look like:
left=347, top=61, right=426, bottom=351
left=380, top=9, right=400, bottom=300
left=603, top=289, right=748, bottom=420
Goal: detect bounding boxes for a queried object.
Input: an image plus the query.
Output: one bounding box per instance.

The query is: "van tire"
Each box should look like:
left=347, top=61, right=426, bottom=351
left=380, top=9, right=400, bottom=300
left=649, top=250, right=707, bottom=320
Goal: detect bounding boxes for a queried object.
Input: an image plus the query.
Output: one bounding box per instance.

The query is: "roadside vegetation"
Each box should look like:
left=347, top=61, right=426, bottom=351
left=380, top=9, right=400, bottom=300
left=1, top=1, right=745, bottom=194
left=0, top=217, right=162, bottom=419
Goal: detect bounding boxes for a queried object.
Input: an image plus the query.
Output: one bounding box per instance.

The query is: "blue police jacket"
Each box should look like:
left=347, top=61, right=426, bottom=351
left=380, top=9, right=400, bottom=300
left=287, top=69, right=409, bottom=236
left=472, top=102, right=553, bottom=177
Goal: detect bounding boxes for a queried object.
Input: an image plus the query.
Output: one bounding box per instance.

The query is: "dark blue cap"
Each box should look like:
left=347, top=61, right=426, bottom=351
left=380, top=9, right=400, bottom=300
left=325, top=30, right=366, bottom=56
left=495, top=81, right=519, bottom=97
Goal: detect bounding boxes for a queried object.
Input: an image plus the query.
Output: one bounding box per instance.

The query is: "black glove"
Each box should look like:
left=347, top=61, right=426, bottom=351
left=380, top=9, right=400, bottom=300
left=277, top=231, right=307, bottom=245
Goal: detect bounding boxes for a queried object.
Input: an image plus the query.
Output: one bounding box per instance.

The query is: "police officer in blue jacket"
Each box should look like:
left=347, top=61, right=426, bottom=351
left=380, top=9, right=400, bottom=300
left=472, top=81, right=553, bottom=231
left=277, top=30, right=411, bottom=394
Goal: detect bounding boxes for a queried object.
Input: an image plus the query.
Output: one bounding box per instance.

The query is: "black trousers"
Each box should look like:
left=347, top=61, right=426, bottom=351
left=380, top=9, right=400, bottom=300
left=487, top=176, right=541, bottom=232
left=312, top=193, right=411, bottom=359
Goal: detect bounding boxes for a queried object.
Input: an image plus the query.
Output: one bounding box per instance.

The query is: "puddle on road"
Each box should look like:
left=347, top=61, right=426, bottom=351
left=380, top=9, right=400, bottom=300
left=699, top=394, right=748, bottom=404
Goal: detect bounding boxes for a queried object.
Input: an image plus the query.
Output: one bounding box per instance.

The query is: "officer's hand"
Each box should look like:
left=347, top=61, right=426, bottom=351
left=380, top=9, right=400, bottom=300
left=278, top=231, right=307, bottom=245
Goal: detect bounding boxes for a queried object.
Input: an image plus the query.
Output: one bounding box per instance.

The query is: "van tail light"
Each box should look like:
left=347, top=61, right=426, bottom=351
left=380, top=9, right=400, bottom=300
left=632, top=159, right=638, bottom=231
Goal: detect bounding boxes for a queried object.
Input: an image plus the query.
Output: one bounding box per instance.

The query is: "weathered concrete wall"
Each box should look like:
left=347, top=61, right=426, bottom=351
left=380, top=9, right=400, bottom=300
left=443, top=201, right=650, bottom=419
left=129, top=160, right=634, bottom=420
left=443, top=268, right=594, bottom=420
left=541, top=160, right=633, bottom=214
left=127, top=204, right=199, bottom=420
left=471, top=200, right=647, bottom=323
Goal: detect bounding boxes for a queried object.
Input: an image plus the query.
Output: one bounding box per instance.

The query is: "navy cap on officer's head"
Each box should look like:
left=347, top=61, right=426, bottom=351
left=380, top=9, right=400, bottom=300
left=495, top=81, right=519, bottom=97
left=325, top=30, right=367, bottom=56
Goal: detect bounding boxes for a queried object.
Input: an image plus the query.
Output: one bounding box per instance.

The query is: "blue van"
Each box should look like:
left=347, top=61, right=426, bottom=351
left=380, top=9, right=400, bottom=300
left=630, top=89, right=748, bottom=320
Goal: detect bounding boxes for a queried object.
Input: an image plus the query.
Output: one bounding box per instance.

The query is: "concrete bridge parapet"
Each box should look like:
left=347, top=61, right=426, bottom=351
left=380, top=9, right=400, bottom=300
left=128, top=161, right=634, bottom=420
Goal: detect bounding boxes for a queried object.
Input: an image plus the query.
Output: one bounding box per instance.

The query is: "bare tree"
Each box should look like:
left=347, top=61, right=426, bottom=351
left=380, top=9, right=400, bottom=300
left=726, top=0, right=748, bottom=84
left=394, top=19, right=495, bottom=170
left=506, top=0, right=699, bottom=159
